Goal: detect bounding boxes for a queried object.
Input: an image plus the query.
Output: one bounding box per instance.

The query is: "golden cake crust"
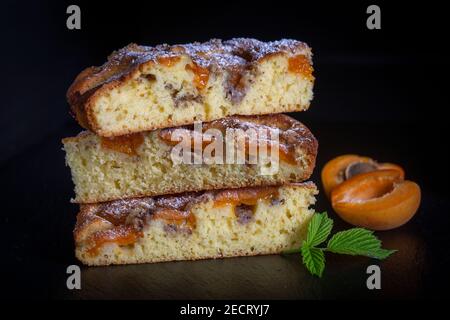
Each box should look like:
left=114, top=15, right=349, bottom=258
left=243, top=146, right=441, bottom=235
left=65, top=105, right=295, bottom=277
left=67, top=38, right=313, bottom=135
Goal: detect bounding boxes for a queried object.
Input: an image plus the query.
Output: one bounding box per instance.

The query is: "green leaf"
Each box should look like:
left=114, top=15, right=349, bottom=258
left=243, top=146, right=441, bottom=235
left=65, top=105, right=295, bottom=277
left=284, top=212, right=397, bottom=277
left=368, top=248, right=397, bottom=259
left=304, top=212, right=333, bottom=247
left=327, top=228, right=396, bottom=259
left=301, top=246, right=325, bottom=277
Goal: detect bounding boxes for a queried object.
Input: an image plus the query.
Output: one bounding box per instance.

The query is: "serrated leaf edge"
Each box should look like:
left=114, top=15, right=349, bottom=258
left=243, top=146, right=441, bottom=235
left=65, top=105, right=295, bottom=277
left=326, top=228, right=396, bottom=260
left=301, top=246, right=325, bottom=277
left=305, top=212, right=333, bottom=247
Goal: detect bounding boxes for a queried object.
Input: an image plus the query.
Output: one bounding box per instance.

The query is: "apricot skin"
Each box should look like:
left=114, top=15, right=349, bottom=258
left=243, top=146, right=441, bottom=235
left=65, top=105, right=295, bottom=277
left=321, top=154, right=373, bottom=198
left=378, top=163, right=405, bottom=180
left=331, top=170, right=421, bottom=231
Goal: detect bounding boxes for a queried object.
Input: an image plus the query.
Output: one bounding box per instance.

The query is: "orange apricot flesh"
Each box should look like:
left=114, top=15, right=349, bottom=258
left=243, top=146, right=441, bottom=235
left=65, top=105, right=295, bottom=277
left=321, top=154, right=373, bottom=198
left=321, top=154, right=405, bottom=198
left=331, top=170, right=421, bottom=230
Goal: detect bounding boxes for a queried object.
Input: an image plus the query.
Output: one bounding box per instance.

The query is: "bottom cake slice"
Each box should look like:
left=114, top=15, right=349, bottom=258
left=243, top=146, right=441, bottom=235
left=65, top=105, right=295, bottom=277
left=74, top=182, right=318, bottom=266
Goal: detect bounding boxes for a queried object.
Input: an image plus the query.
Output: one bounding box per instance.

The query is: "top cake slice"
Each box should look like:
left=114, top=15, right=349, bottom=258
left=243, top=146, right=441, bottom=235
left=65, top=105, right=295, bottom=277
left=67, top=38, right=314, bottom=137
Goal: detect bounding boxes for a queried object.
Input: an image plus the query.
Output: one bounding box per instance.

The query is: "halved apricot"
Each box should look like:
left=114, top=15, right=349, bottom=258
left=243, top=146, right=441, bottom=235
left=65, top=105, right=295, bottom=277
left=321, top=154, right=405, bottom=198
left=321, top=154, right=373, bottom=198
left=331, top=170, right=421, bottom=230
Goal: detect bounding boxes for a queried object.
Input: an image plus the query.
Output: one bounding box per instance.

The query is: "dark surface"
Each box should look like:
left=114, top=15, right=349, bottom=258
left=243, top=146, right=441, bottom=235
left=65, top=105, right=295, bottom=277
left=1, top=1, right=449, bottom=300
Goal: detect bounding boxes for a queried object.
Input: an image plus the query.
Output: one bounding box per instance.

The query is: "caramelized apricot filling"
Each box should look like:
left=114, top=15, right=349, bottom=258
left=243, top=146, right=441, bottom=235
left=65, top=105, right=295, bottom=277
left=288, top=54, right=314, bottom=80
left=159, top=127, right=297, bottom=165
left=185, top=62, right=209, bottom=90
left=87, top=226, right=143, bottom=256
left=85, top=194, right=200, bottom=256
left=227, top=71, right=246, bottom=91
left=214, top=186, right=279, bottom=207
left=157, top=55, right=181, bottom=67
left=159, top=128, right=212, bottom=149
left=153, top=208, right=196, bottom=228
left=214, top=186, right=280, bottom=224
left=267, top=143, right=297, bottom=165
left=86, top=210, right=195, bottom=256
left=101, top=133, right=144, bottom=156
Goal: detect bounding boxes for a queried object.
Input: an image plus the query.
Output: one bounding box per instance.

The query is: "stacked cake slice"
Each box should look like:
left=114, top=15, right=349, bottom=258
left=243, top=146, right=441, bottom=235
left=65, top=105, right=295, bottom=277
left=63, top=38, right=319, bottom=266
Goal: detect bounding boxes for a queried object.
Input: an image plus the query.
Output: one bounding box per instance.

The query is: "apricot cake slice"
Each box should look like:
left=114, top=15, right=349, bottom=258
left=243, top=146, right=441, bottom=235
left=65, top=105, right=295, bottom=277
left=67, top=38, right=314, bottom=137
left=74, top=182, right=318, bottom=266
left=63, top=114, right=318, bottom=203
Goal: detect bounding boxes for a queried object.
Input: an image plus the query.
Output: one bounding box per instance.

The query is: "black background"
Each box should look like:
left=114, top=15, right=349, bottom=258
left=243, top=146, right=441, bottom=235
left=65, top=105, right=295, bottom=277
left=0, top=0, right=449, bottom=300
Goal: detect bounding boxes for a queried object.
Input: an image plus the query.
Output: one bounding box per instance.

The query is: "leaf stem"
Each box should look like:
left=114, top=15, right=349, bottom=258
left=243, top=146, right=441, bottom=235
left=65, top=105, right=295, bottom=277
left=282, top=247, right=301, bottom=255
